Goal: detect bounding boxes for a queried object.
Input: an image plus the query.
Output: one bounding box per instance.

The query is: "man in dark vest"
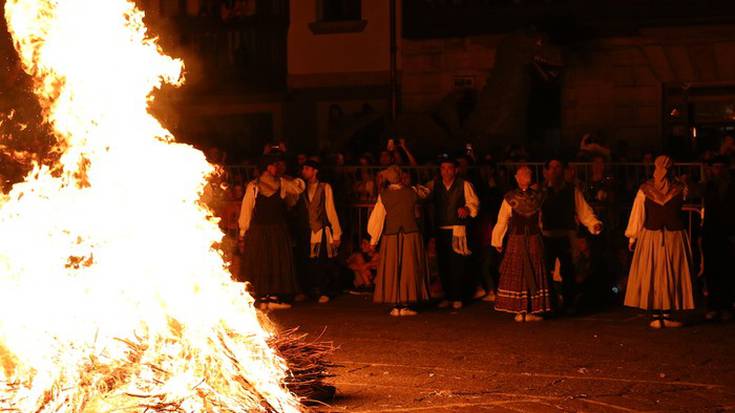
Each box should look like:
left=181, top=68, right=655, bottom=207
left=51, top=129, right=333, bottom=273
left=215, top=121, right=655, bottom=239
left=426, top=155, right=480, bottom=310
left=299, top=160, right=342, bottom=304
left=542, top=158, right=602, bottom=314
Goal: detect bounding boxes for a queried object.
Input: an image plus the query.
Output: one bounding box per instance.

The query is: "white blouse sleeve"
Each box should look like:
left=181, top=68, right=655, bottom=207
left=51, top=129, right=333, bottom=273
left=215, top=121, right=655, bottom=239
left=625, top=190, right=646, bottom=240
left=280, top=177, right=306, bottom=197
left=491, top=200, right=512, bottom=248
left=324, top=183, right=342, bottom=241
left=463, top=181, right=480, bottom=218
left=238, top=182, right=257, bottom=237
left=367, top=195, right=387, bottom=246
left=574, top=188, right=601, bottom=234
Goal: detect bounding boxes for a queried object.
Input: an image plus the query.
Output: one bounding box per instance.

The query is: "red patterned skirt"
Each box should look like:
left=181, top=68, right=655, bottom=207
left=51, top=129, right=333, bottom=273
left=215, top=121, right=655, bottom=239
left=496, top=233, right=551, bottom=314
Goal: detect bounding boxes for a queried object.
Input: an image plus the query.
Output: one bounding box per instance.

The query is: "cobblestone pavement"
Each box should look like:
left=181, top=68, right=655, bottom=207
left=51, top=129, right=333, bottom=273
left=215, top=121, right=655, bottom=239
left=272, top=295, right=735, bottom=412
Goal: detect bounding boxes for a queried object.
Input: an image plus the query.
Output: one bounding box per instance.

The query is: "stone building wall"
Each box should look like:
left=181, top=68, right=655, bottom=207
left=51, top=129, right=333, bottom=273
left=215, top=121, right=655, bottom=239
left=400, top=25, right=735, bottom=155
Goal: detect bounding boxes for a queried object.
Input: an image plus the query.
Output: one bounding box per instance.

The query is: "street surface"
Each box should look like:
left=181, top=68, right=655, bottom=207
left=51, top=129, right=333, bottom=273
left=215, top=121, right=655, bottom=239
left=272, top=295, right=735, bottom=412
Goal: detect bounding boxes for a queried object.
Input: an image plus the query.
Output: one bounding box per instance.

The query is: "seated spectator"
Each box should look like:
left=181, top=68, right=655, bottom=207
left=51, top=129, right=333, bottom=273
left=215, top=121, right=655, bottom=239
left=346, top=239, right=380, bottom=292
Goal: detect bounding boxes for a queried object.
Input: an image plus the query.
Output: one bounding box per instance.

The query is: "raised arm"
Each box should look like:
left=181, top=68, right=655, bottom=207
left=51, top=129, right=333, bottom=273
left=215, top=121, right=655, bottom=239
left=398, top=139, right=418, bottom=166
left=280, top=176, right=305, bottom=197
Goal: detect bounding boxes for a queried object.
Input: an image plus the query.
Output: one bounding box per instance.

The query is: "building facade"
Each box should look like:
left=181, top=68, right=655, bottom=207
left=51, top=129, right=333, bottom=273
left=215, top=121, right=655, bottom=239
left=128, top=1, right=735, bottom=160
left=400, top=0, right=735, bottom=158
left=139, top=0, right=289, bottom=162
left=285, top=0, right=400, bottom=155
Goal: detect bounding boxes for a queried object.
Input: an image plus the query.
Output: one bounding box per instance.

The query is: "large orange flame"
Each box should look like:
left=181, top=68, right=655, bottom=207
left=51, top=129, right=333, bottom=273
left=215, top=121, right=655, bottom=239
left=0, top=0, right=302, bottom=411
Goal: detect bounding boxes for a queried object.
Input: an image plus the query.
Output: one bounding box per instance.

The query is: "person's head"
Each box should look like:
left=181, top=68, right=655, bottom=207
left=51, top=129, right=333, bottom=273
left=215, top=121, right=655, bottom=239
left=381, top=165, right=402, bottom=185
left=401, top=170, right=412, bottom=186
left=456, top=155, right=470, bottom=177
left=591, top=155, right=606, bottom=177
left=708, top=155, right=729, bottom=179
left=358, top=153, right=372, bottom=166
left=296, top=153, right=307, bottom=166
left=544, top=158, right=565, bottom=184
left=515, top=165, right=532, bottom=189
left=301, top=160, right=320, bottom=181
left=653, top=155, right=673, bottom=182
left=378, top=150, right=393, bottom=166
left=276, top=160, right=287, bottom=177
left=642, top=152, right=654, bottom=164
left=480, top=159, right=497, bottom=181
left=259, top=154, right=282, bottom=177
left=439, top=158, right=458, bottom=182
left=233, top=184, right=244, bottom=200
left=206, top=146, right=222, bottom=163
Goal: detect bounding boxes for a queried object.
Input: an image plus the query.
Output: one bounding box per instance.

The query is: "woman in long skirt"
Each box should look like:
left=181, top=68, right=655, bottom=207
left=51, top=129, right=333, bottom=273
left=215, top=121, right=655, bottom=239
left=625, top=155, right=694, bottom=328
left=367, top=166, right=431, bottom=316
left=238, top=154, right=305, bottom=310
left=491, top=166, right=551, bottom=322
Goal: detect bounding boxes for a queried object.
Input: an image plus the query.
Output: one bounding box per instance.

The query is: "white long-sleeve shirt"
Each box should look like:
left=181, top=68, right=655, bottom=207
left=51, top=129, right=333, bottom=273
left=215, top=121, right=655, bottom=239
left=625, top=190, right=646, bottom=241
left=238, top=175, right=305, bottom=237
left=541, top=186, right=602, bottom=237
left=491, top=200, right=514, bottom=248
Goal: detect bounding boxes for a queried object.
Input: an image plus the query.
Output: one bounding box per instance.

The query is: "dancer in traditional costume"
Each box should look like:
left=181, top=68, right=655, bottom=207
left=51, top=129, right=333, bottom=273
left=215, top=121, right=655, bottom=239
left=368, top=166, right=431, bottom=316
left=492, top=166, right=551, bottom=322
left=541, top=158, right=602, bottom=314
left=238, top=153, right=306, bottom=310
left=299, top=160, right=342, bottom=304
left=425, top=155, right=480, bottom=310
left=625, top=155, right=694, bottom=328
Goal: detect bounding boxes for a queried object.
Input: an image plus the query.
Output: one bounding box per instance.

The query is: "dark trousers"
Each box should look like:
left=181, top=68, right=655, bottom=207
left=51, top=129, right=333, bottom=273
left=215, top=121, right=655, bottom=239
left=308, top=231, right=340, bottom=298
left=544, top=235, right=576, bottom=310
left=436, top=229, right=468, bottom=301
left=702, top=232, right=735, bottom=311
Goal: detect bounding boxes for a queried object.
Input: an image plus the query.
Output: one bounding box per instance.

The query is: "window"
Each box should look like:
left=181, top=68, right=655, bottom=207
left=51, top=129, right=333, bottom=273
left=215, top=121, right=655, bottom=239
left=310, top=0, right=366, bottom=34
left=319, top=0, right=361, bottom=22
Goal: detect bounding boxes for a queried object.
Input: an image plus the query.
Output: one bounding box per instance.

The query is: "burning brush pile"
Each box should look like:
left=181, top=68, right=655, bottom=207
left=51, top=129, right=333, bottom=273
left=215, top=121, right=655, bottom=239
left=0, top=0, right=331, bottom=411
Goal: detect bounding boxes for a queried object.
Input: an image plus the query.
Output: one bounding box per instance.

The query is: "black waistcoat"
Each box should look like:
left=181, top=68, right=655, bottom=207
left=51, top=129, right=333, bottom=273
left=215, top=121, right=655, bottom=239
left=382, top=187, right=419, bottom=235
left=434, top=178, right=466, bottom=227
left=541, top=184, right=576, bottom=231
left=643, top=196, right=685, bottom=231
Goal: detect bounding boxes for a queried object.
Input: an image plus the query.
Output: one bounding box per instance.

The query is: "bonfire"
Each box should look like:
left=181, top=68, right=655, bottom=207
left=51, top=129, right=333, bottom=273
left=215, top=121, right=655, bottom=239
left=0, top=0, right=329, bottom=411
